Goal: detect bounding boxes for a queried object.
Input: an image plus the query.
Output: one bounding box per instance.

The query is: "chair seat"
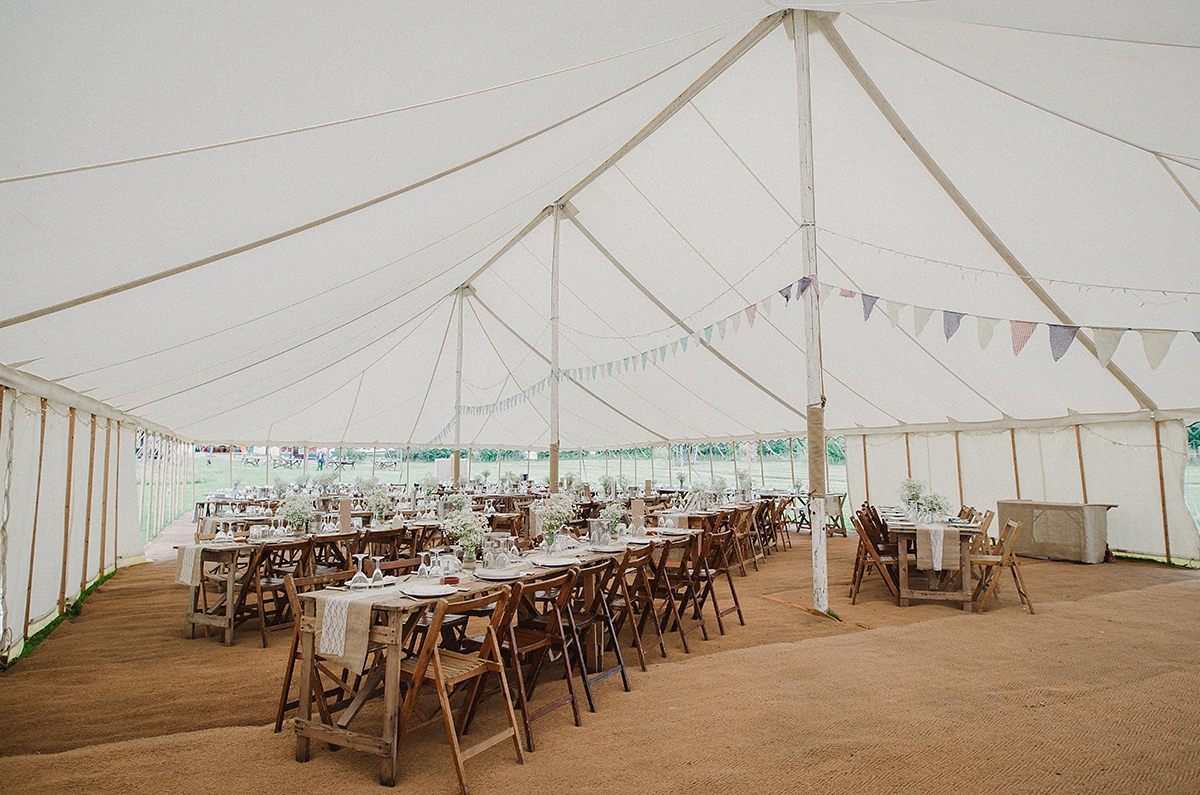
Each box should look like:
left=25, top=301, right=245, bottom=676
left=402, top=648, right=490, bottom=685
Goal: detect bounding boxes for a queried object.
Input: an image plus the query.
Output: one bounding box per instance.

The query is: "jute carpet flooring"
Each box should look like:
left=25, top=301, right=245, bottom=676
left=3, top=520, right=1199, bottom=794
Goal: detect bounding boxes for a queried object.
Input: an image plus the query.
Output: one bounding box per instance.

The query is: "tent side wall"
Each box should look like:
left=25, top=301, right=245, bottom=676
left=0, top=386, right=146, bottom=663
left=845, top=418, right=1199, bottom=562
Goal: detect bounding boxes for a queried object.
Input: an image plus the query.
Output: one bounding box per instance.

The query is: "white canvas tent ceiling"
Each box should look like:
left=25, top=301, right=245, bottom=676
left=2, top=0, right=1198, bottom=448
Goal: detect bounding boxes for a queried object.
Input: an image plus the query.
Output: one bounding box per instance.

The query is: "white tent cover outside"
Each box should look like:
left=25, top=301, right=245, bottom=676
left=2, top=2, right=1200, bottom=652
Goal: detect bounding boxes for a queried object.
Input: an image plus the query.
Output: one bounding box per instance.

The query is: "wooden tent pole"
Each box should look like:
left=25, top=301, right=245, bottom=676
left=791, top=8, right=827, bottom=611
left=405, top=446, right=411, bottom=491
left=453, top=286, right=464, bottom=487
left=1154, top=420, right=1172, bottom=564
left=708, top=442, right=715, bottom=483
left=139, top=429, right=149, bottom=537
left=732, top=441, right=739, bottom=486
left=667, top=442, right=673, bottom=485
left=1010, top=428, right=1021, bottom=499
left=228, top=441, right=233, bottom=489
left=302, top=444, right=308, bottom=480
left=23, top=398, right=49, bottom=639
left=789, top=437, right=796, bottom=488
left=58, top=407, right=77, bottom=615
left=113, top=423, right=121, bottom=567
left=861, top=435, right=872, bottom=504
left=904, top=432, right=912, bottom=478
left=371, top=446, right=377, bottom=479
left=79, top=415, right=97, bottom=593
left=548, top=204, right=562, bottom=493
left=687, top=444, right=693, bottom=488
left=336, top=445, right=343, bottom=483
left=98, top=418, right=112, bottom=578
left=146, top=433, right=157, bottom=540
left=954, top=430, right=964, bottom=508
left=1075, top=424, right=1088, bottom=502
left=758, top=440, right=766, bottom=489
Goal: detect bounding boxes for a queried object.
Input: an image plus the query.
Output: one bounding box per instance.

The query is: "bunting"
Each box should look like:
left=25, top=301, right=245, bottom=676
left=943, top=310, right=964, bottom=341
left=862, top=294, right=878, bottom=322
left=1048, top=324, right=1078, bottom=362
left=1011, top=320, right=1036, bottom=356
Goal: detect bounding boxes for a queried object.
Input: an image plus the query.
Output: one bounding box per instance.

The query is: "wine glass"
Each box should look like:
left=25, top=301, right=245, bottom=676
left=417, top=551, right=431, bottom=580
left=371, top=555, right=385, bottom=584
left=349, top=553, right=370, bottom=587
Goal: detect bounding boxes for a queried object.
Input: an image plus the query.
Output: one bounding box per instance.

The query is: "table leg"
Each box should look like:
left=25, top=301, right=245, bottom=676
left=223, top=561, right=237, bottom=646
left=898, top=537, right=910, bottom=607
left=186, top=585, right=199, bottom=639
left=295, top=609, right=313, bottom=762
left=961, top=536, right=973, bottom=611
left=381, top=632, right=402, bottom=786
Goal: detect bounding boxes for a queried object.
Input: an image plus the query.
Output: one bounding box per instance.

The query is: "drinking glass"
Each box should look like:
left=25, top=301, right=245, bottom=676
left=371, top=555, right=385, bottom=583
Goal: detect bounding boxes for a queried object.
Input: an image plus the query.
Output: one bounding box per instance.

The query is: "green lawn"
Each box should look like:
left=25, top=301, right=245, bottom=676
left=138, top=449, right=1200, bottom=544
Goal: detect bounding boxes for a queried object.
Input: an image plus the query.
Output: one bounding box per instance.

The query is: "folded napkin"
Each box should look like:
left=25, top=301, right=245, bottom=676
left=315, top=583, right=407, bottom=671
left=915, top=524, right=960, bottom=572
left=175, top=544, right=203, bottom=586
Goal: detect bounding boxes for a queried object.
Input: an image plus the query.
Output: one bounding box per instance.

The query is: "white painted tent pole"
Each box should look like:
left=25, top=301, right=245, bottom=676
left=139, top=429, right=150, bottom=539
left=114, top=423, right=121, bottom=566
left=23, top=398, right=49, bottom=639
left=453, top=286, right=464, bottom=487
left=791, top=9, right=828, bottom=612
left=549, top=204, right=562, bottom=493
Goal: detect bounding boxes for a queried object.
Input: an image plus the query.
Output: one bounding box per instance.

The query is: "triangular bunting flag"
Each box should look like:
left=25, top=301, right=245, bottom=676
left=623, top=357, right=630, bottom=371
left=839, top=288, right=856, bottom=298
left=1091, top=327, right=1124, bottom=366
left=659, top=344, right=667, bottom=361
left=731, top=313, right=741, bottom=334
left=883, top=301, right=902, bottom=328
left=591, top=365, right=597, bottom=379
left=761, top=295, right=772, bottom=318
left=779, top=284, right=792, bottom=304
left=671, top=340, right=679, bottom=356
left=1048, top=324, right=1078, bottom=361
left=1140, top=330, right=1176, bottom=369
left=862, top=294, right=878, bottom=322
left=717, top=319, right=727, bottom=339
left=798, top=277, right=812, bottom=297
left=680, top=336, right=689, bottom=353
left=1011, top=320, right=1036, bottom=355
left=745, top=304, right=757, bottom=327
left=1194, top=331, right=1200, bottom=344
left=943, top=310, right=964, bottom=341
left=977, top=317, right=999, bottom=349
left=913, top=307, right=934, bottom=337
left=650, top=348, right=658, bottom=365
left=641, top=351, right=649, bottom=367
left=607, top=362, right=613, bottom=376
left=704, top=325, right=713, bottom=344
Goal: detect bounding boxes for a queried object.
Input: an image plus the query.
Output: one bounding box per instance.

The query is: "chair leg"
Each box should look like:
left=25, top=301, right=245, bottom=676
left=274, top=633, right=300, bottom=732
left=1011, top=562, right=1035, bottom=614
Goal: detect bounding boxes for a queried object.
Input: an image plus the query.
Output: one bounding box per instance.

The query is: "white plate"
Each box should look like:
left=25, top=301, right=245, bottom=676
left=657, top=529, right=692, bottom=536
left=589, top=544, right=627, bottom=553
left=526, top=554, right=582, bottom=567
left=401, top=583, right=457, bottom=598
left=473, top=567, right=526, bottom=580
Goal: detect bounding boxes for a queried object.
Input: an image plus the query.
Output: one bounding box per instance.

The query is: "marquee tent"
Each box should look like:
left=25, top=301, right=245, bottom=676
left=2, top=1, right=1198, bottom=659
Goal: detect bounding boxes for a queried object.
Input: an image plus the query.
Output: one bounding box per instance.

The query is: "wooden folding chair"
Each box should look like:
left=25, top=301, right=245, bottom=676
left=463, top=568, right=582, bottom=752
left=849, top=512, right=900, bottom=603
left=607, top=542, right=666, bottom=669
left=971, top=519, right=1034, bottom=614
left=562, top=558, right=630, bottom=713
left=694, top=527, right=745, bottom=635
left=637, top=536, right=708, bottom=653
left=250, top=537, right=313, bottom=647
left=274, top=570, right=383, bottom=732
left=310, top=529, right=360, bottom=575
left=402, top=590, right=525, bottom=795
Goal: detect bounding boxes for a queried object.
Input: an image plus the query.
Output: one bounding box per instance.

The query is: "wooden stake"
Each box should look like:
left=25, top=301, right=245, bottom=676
left=79, top=415, right=96, bottom=593
left=1075, top=424, right=1088, bottom=503
left=58, top=407, right=77, bottom=615
left=1154, top=420, right=1172, bottom=564
left=24, top=398, right=49, bottom=639
left=1010, top=428, right=1021, bottom=500
left=98, top=418, right=112, bottom=578
left=954, top=430, right=964, bottom=508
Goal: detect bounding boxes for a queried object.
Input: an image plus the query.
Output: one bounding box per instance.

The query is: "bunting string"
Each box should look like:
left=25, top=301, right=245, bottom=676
left=427, top=272, right=1200, bottom=439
